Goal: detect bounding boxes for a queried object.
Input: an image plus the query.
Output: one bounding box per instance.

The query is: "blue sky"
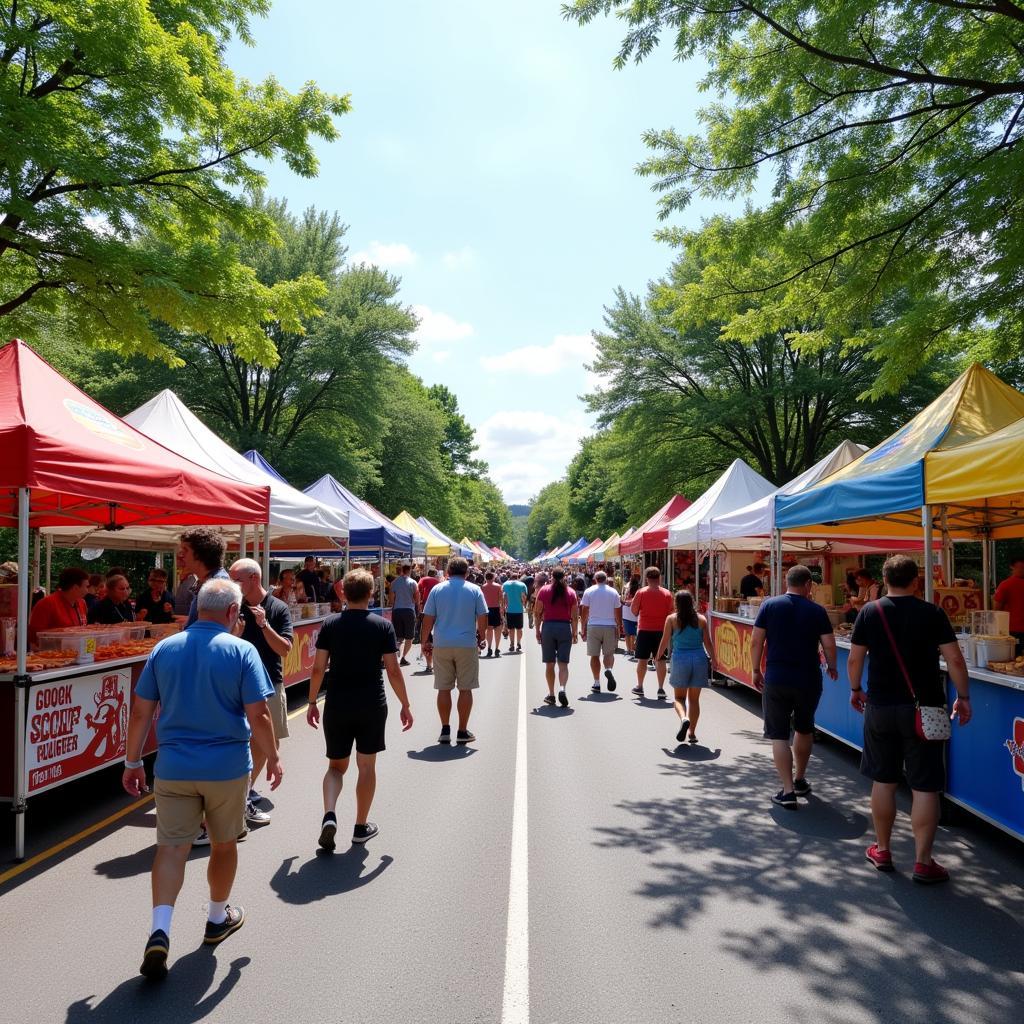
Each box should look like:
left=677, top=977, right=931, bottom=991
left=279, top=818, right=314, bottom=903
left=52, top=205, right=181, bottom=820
left=227, top=0, right=708, bottom=504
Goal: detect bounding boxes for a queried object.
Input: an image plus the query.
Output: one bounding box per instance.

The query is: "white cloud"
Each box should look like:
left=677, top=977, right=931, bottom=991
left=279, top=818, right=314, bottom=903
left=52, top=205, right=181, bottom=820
left=349, top=240, right=418, bottom=268
left=441, top=246, right=478, bottom=271
left=412, top=304, right=475, bottom=345
left=480, top=334, right=596, bottom=376
left=431, top=350, right=452, bottom=364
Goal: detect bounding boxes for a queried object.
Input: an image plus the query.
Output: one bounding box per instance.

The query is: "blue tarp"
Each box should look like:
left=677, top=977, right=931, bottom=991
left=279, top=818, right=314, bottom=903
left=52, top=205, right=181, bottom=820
left=416, top=515, right=473, bottom=558
left=558, top=537, right=589, bottom=559
left=243, top=449, right=288, bottom=483
left=304, top=474, right=413, bottom=554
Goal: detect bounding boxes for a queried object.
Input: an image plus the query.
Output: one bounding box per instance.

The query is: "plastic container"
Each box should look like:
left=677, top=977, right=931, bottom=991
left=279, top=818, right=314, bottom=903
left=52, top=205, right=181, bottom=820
left=974, top=635, right=1014, bottom=668
left=145, top=622, right=181, bottom=640
left=300, top=603, right=316, bottom=619
left=288, top=606, right=303, bottom=623
left=37, top=629, right=105, bottom=663
left=971, top=611, right=1010, bottom=636
left=317, top=603, right=332, bottom=617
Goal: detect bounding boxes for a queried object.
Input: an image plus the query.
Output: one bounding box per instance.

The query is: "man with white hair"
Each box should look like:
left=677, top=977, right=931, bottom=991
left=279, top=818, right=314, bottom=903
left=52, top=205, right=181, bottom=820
left=123, top=577, right=282, bottom=981
left=580, top=570, right=623, bottom=693
left=229, top=557, right=294, bottom=827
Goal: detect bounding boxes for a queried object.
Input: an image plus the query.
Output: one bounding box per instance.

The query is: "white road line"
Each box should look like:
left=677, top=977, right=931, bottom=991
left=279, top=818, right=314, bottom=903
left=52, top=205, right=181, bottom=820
left=501, top=652, right=530, bottom=1024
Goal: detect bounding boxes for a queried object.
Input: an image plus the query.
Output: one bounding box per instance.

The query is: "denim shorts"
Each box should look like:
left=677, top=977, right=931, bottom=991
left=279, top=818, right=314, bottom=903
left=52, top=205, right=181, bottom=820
left=670, top=649, right=709, bottom=689
left=623, top=618, right=638, bottom=637
left=541, top=620, right=573, bottom=663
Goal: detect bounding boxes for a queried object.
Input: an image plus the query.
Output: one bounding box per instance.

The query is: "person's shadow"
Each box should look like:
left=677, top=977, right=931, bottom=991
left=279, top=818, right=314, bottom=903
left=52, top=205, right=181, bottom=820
left=66, top=950, right=248, bottom=1023
left=661, top=745, right=723, bottom=763
left=270, top=847, right=393, bottom=905
left=531, top=704, right=576, bottom=717
left=407, top=745, right=477, bottom=762
left=578, top=692, right=622, bottom=703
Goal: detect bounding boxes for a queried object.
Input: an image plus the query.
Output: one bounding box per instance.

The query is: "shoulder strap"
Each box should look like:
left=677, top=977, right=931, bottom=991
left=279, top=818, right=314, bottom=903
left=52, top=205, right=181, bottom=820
left=874, top=599, right=917, bottom=703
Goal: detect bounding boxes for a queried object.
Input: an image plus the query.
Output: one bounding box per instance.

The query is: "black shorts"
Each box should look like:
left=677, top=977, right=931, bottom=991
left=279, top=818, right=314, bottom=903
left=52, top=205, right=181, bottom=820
left=860, top=703, right=946, bottom=792
left=635, top=629, right=665, bottom=661
left=506, top=612, right=524, bottom=630
left=391, top=608, right=416, bottom=641
left=323, top=702, right=388, bottom=758
left=487, top=607, right=502, bottom=627
left=762, top=682, right=822, bottom=739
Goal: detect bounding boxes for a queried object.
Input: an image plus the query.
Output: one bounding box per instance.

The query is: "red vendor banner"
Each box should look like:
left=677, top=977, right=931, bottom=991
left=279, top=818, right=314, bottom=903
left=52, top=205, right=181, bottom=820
left=710, top=615, right=763, bottom=690
left=283, top=620, right=324, bottom=687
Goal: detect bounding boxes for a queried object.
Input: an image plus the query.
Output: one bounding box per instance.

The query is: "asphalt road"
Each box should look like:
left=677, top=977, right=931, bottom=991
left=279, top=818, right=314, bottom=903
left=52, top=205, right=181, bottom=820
left=2, top=632, right=1024, bottom=1024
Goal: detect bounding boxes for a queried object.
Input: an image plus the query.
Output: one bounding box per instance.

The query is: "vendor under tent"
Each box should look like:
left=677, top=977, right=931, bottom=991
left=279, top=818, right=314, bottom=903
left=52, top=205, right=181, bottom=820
left=619, top=496, right=692, bottom=557
left=569, top=538, right=604, bottom=565
left=0, top=339, right=272, bottom=860
left=417, top=516, right=472, bottom=558
left=243, top=449, right=288, bottom=483
left=394, top=510, right=450, bottom=557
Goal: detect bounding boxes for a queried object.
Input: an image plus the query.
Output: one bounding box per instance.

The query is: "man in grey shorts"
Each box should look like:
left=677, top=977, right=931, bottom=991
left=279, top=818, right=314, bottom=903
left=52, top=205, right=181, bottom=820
left=580, top=571, right=622, bottom=694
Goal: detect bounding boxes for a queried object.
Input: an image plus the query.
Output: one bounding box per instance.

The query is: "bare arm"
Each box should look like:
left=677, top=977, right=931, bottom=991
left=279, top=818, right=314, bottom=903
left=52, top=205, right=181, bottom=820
left=245, top=700, right=283, bottom=789
left=655, top=615, right=674, bottom=662
left=820, top=633, right=839, bottom=679
left=571, top=602, right=580, bottom=640
left=939, top=640, right=972, bottom=725
left=306, top=649, right=329, bottom=729
left=477, top=612, right=488, bottom=643
left=701, top=614, right=715, bottom=671
left=122, top=695, right=158, bottom=797
left=751, top=626, right=767, bottom=691
left=848, top=643, right=868, bottom=712
left=383, top=652, right=414, bottom=731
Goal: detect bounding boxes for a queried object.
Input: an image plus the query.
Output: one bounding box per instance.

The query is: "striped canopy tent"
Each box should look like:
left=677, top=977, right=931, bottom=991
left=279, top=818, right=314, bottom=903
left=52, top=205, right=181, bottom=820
left=542, top=540, right=572, bottom=563
left=393, top=510, right=450, bottom=557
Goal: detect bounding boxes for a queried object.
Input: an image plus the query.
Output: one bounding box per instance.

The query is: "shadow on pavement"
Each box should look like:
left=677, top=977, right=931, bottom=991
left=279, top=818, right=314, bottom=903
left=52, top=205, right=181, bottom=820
left=530, top=705, right=575, bottom=717
left=65, top=950, right=249, bottom=1023
left=578, top=692, right=622, bottom=703
left=594, top=740, right=1024, bottom=1024
left=660, top=745, right=722, bottom=763
left=406, top=745, right=478, bottom=762
left=631, top=696, right=673, bottom=709
left=270, top=848, right=393, bottom=905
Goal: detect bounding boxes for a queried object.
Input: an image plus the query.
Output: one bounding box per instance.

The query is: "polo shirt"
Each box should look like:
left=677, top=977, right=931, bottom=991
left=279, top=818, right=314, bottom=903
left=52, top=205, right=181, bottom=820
left=581, top=583, right=622, bottom=626
left=423, top=577, right=487, bottom=648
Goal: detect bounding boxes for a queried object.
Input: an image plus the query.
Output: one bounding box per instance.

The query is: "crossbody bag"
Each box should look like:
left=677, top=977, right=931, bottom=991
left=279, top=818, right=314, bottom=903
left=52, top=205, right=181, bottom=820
left=874, top=599, right=951, bottom=742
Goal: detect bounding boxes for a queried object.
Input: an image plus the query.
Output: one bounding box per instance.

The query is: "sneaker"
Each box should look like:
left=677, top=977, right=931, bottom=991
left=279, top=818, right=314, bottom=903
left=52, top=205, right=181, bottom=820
left=648, top=660, right=655, bottom=670
left=543, top=694, right=556, bottom=706
left=912, top=859, right=950, bottom=885
left=139, top=929, right=169, bottom=981
left=193, top=827, right=210, bottom=847
left=591, top=682, right=601, bottom=693
left=793, top=778, right=812, bottom=797
left=865, top=844, right=894, bottom=872
left=456, top=729, right=475, bottom=745
left=516, top=644, right=522, bottom=652
left=688, top=733, right=698, bottom=744
left=558, top=690, right=569, bottom=708
left=352, top=822, right=380, bottom=844
left=247, top=787, right=262, bottom=804
left=676, top=718, right=690, bottom=743
left=656, top=688, right=666, bottom=700
left=630, top=685, right=644, bottom=697
left=245, top=801, right=271, bottom=826
left=203, top=905, right=245, bottom=945
left=604, top=670, right=617, bottom=692
left=439, top=724, right=452, bottom=745
left=399, top=658, right=410, bottom=667
left=237, top=827, right=249, bottom=843
left=318, top=814, right=337, bottom=851
left=509, top=645, right=515, bottom=654
left=628, top=655, right=638, bottom=662
left=485, top=649, right=493, bottom=658
left=494, top=649, right=501, bottom=658
left=772, top=790, right=798, bottom=809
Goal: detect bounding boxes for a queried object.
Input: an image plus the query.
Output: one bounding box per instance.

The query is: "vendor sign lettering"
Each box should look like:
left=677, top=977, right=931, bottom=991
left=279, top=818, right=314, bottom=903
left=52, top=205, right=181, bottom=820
left=1007, top=717, right=1024, bottom=792
left=711, top=617, right=757, bottom=688
left=25, top=669, right=129, bottom=794
left=283, top=622, right=322, bottom=688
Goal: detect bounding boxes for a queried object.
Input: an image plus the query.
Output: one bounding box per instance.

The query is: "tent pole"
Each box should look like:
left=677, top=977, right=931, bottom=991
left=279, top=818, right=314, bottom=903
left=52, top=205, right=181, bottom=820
left=379, top=547, right=385, bottom=608
left=772, top=529, right=783, bottom=595
left=32, top=529, right=41, bottom=592
left=261, top=520, right=271, bottom=583
left=922, top=506, right=934, bottom=603
left=14, top=488, right=31, bottom=861
left=44, top=532, right=52, bottom=593
left=981, top=532, right=991, bottom=611
left=240, top=524, right=247, bottom=560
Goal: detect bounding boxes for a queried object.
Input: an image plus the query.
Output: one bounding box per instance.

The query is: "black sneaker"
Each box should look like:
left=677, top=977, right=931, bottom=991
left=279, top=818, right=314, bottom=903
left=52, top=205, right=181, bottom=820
left=656, top=688, right=666, bottom=700
left=494, top=649, right=501, bottom=658
left=439, top=724, right=451, bottom=745
left=508, top=645, right=515, bottom=654
left=400, top=658, right=410, bottom=667
left=485, top=649, right=493, bottom=658
left=352, top=822, right=379, bottom=844
left=139, top=929, right=169, bottom=981
left=604, top=670, right=617, bottom=692
left=772, top=790, right=798, bottom=809
left=516, top=644, right=522, bottom=652
left=676, top=718, right=690, bottom=743
left=318, top=813, right=337, bottom=851
left=203, top=905, right=245, bottom=945
left=558, top=690, right=569, bottom=708
left=456, top=729, right=475, bottom=745
left=630, top=685, right=644, bottom=697
left=543, top=694, right=556, bottom=706
left=591, top=682, right=601, bottom=693
left=793, top=778, right=812, bottom=797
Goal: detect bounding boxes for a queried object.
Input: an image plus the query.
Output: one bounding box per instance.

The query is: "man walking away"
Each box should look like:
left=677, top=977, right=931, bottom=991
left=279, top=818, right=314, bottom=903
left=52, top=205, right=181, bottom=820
left=481, top=571, right=504, bottom=658
left=123, top=579, right=282, bottom=981
left=751, top=565, right=838, bottom=808
left=229, top=558, right=294, bottom=830
left=420, top=557, right=488, bottom=745
left=523, top=570, right=536, bottom=629
left=630, top=567, right=674, bottom=699
left=502, top=573, right=529, bottom=653
left=847, top=554, right=971, bottom=882
left=389, top=563, right=420, bottom=667
left=581, top=571, right=622, bottom=693
left=306, top=569, right=413, bottom=849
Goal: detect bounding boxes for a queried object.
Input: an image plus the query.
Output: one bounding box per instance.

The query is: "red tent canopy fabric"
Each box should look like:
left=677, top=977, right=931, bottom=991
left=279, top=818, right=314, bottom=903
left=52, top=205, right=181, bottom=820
left=618, top=495, right=692, bottom=555
left=0, top=339, right=270, bottom=529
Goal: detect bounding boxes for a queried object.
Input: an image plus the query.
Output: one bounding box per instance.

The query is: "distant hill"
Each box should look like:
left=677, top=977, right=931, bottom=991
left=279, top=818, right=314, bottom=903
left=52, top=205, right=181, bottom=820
left=507, top=503, right=531, bottom=518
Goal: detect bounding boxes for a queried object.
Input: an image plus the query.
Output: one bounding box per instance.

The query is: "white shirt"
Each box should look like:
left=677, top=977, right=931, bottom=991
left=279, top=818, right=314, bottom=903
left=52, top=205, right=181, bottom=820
left=581, top=583, right=622, bottom=627
left=621, top=589, right=638, bottom=622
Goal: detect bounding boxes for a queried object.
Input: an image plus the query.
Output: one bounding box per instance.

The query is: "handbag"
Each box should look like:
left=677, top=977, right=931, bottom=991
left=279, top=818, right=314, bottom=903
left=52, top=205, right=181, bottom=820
left=875, top=599, right=951, bottom=742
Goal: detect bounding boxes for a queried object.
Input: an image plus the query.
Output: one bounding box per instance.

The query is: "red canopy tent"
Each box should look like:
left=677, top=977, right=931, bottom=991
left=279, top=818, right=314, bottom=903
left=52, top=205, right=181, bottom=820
left=618, top=495, right=692, bottom=555
left=0, top=338, right=271, bottom=860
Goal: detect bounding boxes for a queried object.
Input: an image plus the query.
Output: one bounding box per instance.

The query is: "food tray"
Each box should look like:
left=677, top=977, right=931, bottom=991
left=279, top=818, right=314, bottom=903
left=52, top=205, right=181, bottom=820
left=988, top=660, right=1024, bottom=676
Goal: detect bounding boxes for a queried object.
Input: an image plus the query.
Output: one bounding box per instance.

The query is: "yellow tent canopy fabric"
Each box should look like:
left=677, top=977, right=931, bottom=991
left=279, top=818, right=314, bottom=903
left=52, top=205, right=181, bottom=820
left=394, top=510, right=450, bottom=556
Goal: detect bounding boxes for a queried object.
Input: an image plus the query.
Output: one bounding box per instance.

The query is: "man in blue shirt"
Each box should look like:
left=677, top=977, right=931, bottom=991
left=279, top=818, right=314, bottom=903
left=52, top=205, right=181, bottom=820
left=751, top=564, right=838, bottom=809
left=123, top=578, right=282, bottom=981
left=502, top=573, right=529, bottom=653
left=420, top=557, right=488, bottom=746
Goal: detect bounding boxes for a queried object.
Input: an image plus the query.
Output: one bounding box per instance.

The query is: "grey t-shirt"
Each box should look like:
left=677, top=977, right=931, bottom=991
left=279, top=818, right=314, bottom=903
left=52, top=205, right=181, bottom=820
left=391, top=574, right=418, bottom=610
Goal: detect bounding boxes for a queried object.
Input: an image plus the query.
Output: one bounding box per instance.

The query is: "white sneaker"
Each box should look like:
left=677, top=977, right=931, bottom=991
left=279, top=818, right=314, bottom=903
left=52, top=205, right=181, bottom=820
left=193, top=827, right=210, bottom=846
left=591, top=682, right=601, bottom=693
left=245, top=801, right=271, bottom=826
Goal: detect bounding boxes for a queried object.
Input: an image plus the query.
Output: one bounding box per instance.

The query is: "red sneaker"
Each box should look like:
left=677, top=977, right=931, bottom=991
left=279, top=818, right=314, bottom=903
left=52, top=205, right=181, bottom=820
left=865, top=844, right=894, bottom=872
left=912, top=859, right=950, bottom=884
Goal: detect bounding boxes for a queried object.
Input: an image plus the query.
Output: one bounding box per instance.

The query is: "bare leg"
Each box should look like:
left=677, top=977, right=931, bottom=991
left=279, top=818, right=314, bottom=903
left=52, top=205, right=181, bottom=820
left=151, top=844, right=191, bottom=907
left=456, top=689, right=473, bottom=730
left=635, top=659, right=647, bottom=690
left=437, top=689, right=452, bottom=725
left=655, top=659, right=667, bottom=690
left=687, top=688, right=702, bottom=736
left=910, top=790, right=941, bottom=864
left=590, top=655, right=601, bottom=683
left=354, top=752, right=377, bottom=825
left=323, top=757, right=348, bottom=813
left=870, top=781, right=898, bottom=851
left=672, top=688, right=687, bottom=721
left=402, top=638, right=413, bottom=660
left=792, top=730, right=814, bottom=781
left=544, top=663, right=556, bottom=696
left=207, top=841, right=238, bottom=903
left=772, top=738, right=794, bottom=791
left=558, top=661, right=569, bottom=687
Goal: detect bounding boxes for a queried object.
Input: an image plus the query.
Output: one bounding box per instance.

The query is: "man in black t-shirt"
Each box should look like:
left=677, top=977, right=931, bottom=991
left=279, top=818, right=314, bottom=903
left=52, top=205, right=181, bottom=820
left=847, top=554, right=971, bottom=883
left=229, top=558, right=294, bottom=829
left=297, top=556, right=323, bottom=602
left=739, top=563, right=766, bottom=600
left=306, top=568, right=413, bottom=849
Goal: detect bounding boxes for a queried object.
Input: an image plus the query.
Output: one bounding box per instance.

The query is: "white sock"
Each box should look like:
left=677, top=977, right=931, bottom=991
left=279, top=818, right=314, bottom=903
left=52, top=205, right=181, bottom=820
left=151, top=904, right=173, bottom=936
left=559, top=684, right=566, bottom=692
left=208, top=899, right=228, bottom=925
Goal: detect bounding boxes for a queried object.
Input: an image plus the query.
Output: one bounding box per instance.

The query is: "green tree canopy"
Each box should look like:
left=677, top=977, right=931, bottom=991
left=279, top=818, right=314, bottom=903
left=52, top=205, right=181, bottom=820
left=0, top=1, right=348, bottom=362
left=525, top=480, right=574, bottom=554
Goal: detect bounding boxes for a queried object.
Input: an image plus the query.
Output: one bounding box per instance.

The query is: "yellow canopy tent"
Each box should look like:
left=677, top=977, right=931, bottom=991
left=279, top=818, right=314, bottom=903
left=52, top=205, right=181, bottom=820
left=394, top=510, right=451, bottom=556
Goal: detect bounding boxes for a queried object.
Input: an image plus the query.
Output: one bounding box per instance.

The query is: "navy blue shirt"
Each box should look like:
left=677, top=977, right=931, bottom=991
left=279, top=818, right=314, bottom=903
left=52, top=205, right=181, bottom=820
left=185, top=567, right=231, bottom=627
left=754, top=593, right=833, bottom=687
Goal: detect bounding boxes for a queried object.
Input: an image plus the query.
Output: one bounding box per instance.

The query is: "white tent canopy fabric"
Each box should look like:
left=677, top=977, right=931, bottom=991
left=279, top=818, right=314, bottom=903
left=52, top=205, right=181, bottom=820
left=666, top=460, right=776, bottom=548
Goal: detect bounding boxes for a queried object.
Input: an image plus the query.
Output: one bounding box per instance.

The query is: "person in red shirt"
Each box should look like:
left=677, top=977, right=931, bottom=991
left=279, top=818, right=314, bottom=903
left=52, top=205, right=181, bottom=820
left=28, top=567, right=89, bottom=648
left=417, top=569, right=441, bottom=673
left=994, top=554, right=1024, bottom=654
left=630, top=566, right=675, bottom=700
left=534, top=568, right=579, bottom=707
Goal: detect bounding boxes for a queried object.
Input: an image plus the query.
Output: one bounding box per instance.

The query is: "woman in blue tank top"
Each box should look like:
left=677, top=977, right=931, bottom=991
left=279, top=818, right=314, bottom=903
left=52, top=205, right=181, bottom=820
left=656, top=590, right=716, bottom=744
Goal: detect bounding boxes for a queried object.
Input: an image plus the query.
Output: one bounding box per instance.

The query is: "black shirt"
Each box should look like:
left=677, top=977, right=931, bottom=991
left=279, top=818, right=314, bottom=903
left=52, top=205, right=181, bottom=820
left=240, top=592, right=294, bottom=688
left=135, top=588, right=175, bottom=625
left=740, top=573, right=763, bottom=599
left=298, top=569, right=322, bottom=601
left=315, top=609, right=398, bottom=709
left=87, top=598, right=135, bottom=625
left=851, top=596, right=956, bottom=707
left=523, top=576, right=535, bottom=597
left=753, top=594, right=833, bottom=687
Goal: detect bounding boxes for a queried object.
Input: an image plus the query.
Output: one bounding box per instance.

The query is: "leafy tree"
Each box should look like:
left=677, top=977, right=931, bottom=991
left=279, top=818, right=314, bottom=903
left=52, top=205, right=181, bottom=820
left=525, top=480, right=574, bottom=554
left=566, top=0, right=1024, bottom=390
left=428, top=384, right=486, bottom=476
left=0, top=1, right=348, bottom=362
left=566, top=433, right=630, bottom=538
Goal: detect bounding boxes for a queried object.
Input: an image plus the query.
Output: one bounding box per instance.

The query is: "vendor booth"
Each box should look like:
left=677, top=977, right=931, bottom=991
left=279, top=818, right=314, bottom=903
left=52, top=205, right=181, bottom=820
left=417, top=516, right=473, bottom=559
left=394, top=510, right=450, bottom=559
left=620, top=496, right=692, bottom=580
left=0, top=340, right=272, bottom=860
left=568, top=538, right=604, bottom=565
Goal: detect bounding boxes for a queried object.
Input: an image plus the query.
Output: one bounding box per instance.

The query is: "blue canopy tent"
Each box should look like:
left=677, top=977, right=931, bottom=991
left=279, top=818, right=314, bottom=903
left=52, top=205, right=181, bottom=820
left=243, top=449, right=288, bottom=483
left=557, top=537, right=589, bottom=561
left=416, top=515, right=473, bottom=558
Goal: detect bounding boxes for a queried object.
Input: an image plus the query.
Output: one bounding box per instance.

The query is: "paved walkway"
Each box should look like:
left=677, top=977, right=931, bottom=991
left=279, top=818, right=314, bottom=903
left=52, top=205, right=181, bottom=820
left=2, top=634, right=1023, bottom=1024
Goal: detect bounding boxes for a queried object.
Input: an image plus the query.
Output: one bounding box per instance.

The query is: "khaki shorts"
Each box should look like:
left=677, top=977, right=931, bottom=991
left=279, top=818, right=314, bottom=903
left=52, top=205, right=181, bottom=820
left=433, top=646, right=480, bottom=691
left=586, top=625, right=618, bottom=658
left=267, top=682, right=289, bottom=740
left=154, top=775, right=249, bottom=846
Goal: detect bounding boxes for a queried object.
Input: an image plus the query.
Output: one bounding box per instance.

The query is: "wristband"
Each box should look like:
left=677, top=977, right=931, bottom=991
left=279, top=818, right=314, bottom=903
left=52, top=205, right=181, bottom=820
left=307, top=699, right=318, bottom=706
left=850, top=686, right=863, bottom=692
left=124, top=758, right=144, bottom=770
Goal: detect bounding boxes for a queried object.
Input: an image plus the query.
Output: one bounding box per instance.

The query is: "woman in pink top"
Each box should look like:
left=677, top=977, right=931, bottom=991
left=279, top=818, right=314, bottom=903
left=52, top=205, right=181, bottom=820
left=534, top=567, right=579, bottom=707
left=481, top=571, right=504, bottom=658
